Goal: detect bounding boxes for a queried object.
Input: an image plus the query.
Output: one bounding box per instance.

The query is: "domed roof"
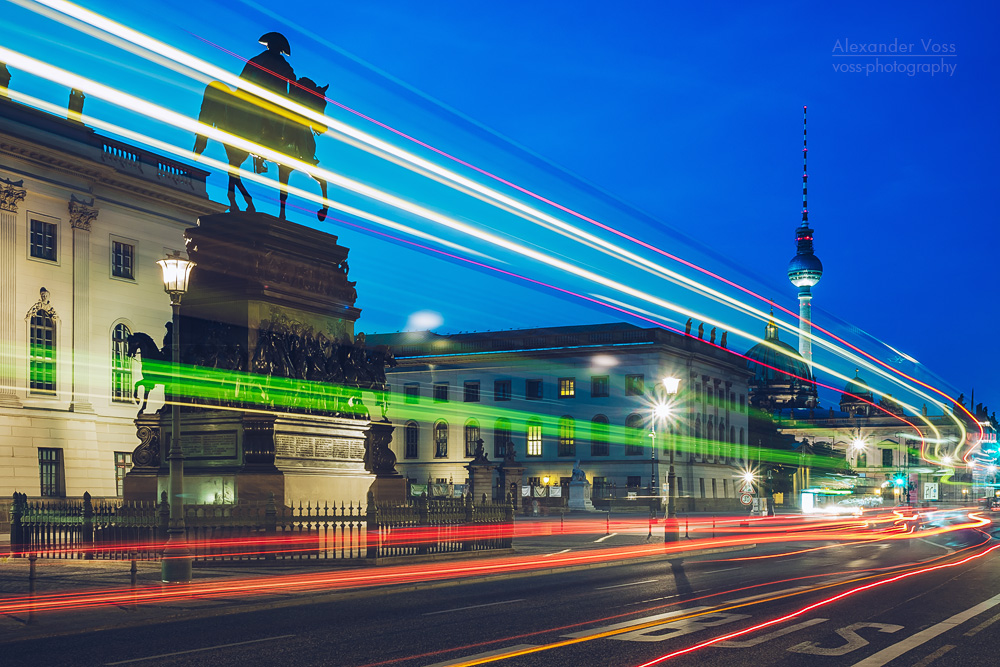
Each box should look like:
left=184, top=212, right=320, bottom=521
left=843, top=372, right=873, bottom=401
left=745, top=317, right=813, bottom=385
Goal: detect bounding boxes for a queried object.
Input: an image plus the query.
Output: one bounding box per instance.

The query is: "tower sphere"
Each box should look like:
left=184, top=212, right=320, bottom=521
left=788, top=253, right=823, bottom=288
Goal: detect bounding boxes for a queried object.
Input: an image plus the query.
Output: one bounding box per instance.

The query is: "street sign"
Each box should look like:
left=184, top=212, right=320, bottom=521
left=740, top=493, right=753, bottom=506
left=923, top=482, right=939, bottom=501
left=740, top=480, right=755, bottom=495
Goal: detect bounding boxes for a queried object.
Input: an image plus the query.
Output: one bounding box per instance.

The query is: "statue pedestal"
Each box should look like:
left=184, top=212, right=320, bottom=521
left=499, top=460, right=524, bottom=509
left=466, top=459, right=497, bottom=504
left=568, top=480, right=597, bottom=511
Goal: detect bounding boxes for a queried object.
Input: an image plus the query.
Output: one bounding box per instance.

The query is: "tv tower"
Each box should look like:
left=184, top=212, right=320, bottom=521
left=787, top=106, right=823, bottom=366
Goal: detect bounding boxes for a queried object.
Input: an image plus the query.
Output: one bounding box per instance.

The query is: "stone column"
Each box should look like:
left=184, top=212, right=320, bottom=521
left=0, top=177, right=26, bottom=407
left=68, top=196, right=98, bottom=412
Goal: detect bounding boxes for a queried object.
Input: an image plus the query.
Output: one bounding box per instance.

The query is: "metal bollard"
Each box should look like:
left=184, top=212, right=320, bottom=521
left=28, top=552, right=37, bottom=624
left=130, top=554, right=138, bottom=587
left=606, top=510, right=611, bottom=536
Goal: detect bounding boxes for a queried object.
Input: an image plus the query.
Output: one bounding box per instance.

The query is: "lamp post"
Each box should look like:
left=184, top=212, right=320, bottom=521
left=156, top=250, right=195, bottom=583
left=658, top=376, right=681, bottom=541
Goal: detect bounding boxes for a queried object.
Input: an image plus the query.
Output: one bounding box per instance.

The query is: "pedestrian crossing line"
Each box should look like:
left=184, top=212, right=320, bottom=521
left=594, top=533, right=618, bottom=543
left=963, top=610, right=1000, bottom=637
left=912, top=644, right=955, bottom=667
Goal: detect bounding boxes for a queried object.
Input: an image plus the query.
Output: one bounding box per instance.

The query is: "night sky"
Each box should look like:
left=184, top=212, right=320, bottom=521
left=5, top=0, right=997, bottom=416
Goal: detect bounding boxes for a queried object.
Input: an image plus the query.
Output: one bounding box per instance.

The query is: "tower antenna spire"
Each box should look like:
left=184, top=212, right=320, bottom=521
left=802, top=105, right=808, bottom=225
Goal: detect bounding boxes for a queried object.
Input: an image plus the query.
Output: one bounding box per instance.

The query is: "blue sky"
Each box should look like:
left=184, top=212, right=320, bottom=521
left=5, top=0, right=998, bottom=415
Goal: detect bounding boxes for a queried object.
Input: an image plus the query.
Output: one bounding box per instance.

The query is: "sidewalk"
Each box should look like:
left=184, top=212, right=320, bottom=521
left=0, top=515, right=757, bottom=643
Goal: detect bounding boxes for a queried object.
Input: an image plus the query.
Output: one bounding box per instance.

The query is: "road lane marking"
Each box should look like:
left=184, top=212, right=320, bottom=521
left=561, top=607, right=711, bottom=638
left=595, top=579, right=658, bottom=591
left=913, top=644, right=955, bottom=667
left=850, top=590, right=1000, bottom=667
left=423, top=645, right=539, bottom=667
left=790, top=623, right=903, bottom=656
left=724, top=586, right=810, bottom=604
left=703, top=568, right=740, bottom=575
left=543, top=549, right=571, bottom=557
left=423, top=599, right=525, bottom=616
left=594, top=533, right=618, bottom=542
left=104, top=635, right=296, bottom=665
left=963, top=610, right=1000, bottom=637
left=716, top=618, right=828, bottom=647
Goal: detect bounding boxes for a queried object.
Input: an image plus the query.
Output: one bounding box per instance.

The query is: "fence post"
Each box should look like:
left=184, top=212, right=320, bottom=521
left=82, top=492, right=94, bottom=560
left=463, top=493, right=474, bottom=551
left=10, top=492, right=25, bottom=555
left=417, top=493, right=429, bottom=555
left=365, top=490, right=377, bottom=560
left=505, top=493, right=514, bottom=549
left=157, top=491, right=169, bottom=543
left=265, top=493, right=277, bottom=561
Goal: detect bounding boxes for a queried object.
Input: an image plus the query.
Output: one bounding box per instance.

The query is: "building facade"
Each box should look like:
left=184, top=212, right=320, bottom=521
left=0, top=94, right=222, bottom=498
left=369, top=323, right=753, bottom=510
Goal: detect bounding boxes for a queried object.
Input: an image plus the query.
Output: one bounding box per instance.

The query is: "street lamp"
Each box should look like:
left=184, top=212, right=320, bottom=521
left=156, top=250, right=195, bottom=583
left=655, top=376, right=681, bottom=541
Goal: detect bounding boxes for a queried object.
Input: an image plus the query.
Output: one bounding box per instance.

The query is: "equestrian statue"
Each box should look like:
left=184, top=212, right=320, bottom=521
left=192, top=32, right=331, bottom=221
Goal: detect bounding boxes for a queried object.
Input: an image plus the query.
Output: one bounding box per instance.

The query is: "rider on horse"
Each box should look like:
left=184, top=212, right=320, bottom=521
left=240, top=32, right=295, bottom=172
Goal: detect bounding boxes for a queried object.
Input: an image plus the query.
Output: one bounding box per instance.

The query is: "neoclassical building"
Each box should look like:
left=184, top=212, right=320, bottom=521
left=368, top=323, right=752, bottom=510
left=0, top=92, right=222, bottom=498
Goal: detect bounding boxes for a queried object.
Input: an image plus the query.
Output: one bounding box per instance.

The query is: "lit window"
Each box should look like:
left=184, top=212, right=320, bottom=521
left=111, top=323, right=132, bottom=403
left=558, top=416, right=575, bottom=457
left=114, top=451, right=132, bottom=496
left=434, top=420, right=448, bottom=457
left=111, top=240, right=135, bottom=280
left=30, top=219, right=57, bottom=261
left=558, top=378, right=576, bottom=398
left=626, top=374, right=644, bottom=396
left=404, top=421, right=419, bottom=459
left=465, top=419, right=480, bottom=457
left=591, top=375, right=609, bottom=398
left=464, top=381, right=480, bottom=403
left=527, top=419, right=542, bottom=456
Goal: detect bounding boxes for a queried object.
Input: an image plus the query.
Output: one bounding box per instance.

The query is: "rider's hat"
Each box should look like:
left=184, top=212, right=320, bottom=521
left=258, top=32, right=291, bottom=56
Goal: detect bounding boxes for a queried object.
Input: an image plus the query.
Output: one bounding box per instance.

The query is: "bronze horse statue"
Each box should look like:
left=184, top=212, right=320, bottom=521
left=193, top=77, right=331, bottom=221
left=126, top=332, right=171, bottom=414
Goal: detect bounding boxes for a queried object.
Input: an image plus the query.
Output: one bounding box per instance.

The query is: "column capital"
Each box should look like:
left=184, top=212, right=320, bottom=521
left=69, top=195, right=99, bottom=231
left=0, top=177, right=26, bottom=213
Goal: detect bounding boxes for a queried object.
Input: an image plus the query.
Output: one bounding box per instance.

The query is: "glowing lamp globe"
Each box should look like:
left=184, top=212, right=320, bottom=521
left=157, top=251, right=195, bottom=297
left=662, top=376, right=681, bottom=395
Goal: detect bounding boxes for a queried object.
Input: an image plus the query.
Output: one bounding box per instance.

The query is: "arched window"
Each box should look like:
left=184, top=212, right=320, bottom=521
left=464, top=419, right=480, bottom=457
left=526, top=418, right=542, bottom=456
left=494, top=418, right=511, bottom=458
left=558, top=416, right=575, bottom=457
left=625, top=413, right=644, bottom=456
left=434, top=420, right=448, bottom=458
left=739, top=427, right=745, bottom=445
left=404, top=421, right=419, bottom=459
left=694, top=417, right=702, bottom=460
left=857, top=450, right=867, bottom=468
left=591, top=415, right=609, bottom=456
left=111, top=323, right=132, bottom=403
left=29, top=309, right=57, bottom=394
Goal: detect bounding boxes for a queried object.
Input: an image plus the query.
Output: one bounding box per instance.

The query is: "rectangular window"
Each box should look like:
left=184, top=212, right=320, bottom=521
left=711, top=478, right=717, bottom=498
left=404, top=423, right=419, bottom=459
left=626, top=374, right=644, bottom=396
left=740, top=394, right=746, bottom=412
left=111, top=240, right=135, bottom=280
left=30, top=219, right=57, bottom=261
left=29, top=312, right=56, bottom=394
left=723, top=479, right=729, bottom=498
left=111, top=323, right=132, bottom=403
left=526, top=379, right=542, bottom=400
left=464, top=381, right=480, bottom=403
left=558, top=377, right=575, bottom=398
left=558, top=419, right=575, bottom=457
left=706, top=387, right=714, bottom=406
left=528, top=476, right=541, bottom=487
left=527, top=422, right=542, bottom=456
left=591, top=375, right=609, bottom=398
left=39, top=448, right=63, bottom=497
left=699, top=478, right=706, bottom=498
left=115, top=451, right=132, bottom=496
left=433, top=382, right=449, bottom=402
left=404, top=383, right=420, bottom=404
left=882, top=448, right=893, bottom=467
left=494, top=379, right=511, bottom=401
left=626, top=476, right=641, bottom=489
left=465, top=422, right=481, bottom=457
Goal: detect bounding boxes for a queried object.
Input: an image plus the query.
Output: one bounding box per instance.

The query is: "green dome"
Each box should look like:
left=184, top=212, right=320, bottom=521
left=745, top=318, right=813, bottom=384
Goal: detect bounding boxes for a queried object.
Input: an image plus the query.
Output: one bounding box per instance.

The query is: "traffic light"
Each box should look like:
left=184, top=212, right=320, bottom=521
left=892, top=473, right=907, bottom=488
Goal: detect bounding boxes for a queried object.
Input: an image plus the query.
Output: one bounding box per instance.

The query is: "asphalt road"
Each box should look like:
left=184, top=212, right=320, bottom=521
left=3, top=512, right=999, bottom=667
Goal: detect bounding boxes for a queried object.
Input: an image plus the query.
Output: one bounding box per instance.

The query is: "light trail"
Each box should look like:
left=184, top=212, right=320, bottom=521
left=10, top=0, right=977, bottom=452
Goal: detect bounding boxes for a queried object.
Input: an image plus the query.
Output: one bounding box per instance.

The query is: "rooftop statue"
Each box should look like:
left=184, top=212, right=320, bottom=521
left=192, top=32, right=331, bottom=221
